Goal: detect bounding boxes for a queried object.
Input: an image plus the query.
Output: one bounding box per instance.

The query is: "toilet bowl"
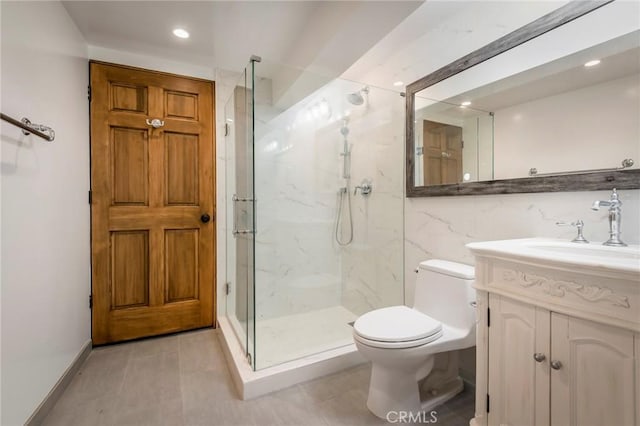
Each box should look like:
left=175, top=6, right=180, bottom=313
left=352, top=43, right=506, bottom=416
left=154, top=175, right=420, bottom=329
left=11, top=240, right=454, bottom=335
left=353, top=260, right=475, bottom=419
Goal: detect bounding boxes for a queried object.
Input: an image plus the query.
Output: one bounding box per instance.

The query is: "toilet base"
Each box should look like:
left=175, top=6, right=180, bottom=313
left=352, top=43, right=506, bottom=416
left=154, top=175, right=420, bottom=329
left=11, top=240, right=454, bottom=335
left=366, top=356, right=435, bottom=419
left=419, top=376, right=464, bottom=413
left=365, top=350, right=466, bottom=420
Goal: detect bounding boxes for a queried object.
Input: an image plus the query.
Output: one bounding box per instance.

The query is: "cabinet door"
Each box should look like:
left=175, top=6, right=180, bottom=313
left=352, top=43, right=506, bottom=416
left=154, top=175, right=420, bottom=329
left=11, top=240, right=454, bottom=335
left=551, top=314, right=636, bottom=426
left=488, top=295, right=550, bottom=426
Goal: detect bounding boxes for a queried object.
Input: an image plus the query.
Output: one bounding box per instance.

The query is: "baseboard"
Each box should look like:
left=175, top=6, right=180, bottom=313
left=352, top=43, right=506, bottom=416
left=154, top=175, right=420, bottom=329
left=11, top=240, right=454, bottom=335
left=25, top=339, right=92, bottom=426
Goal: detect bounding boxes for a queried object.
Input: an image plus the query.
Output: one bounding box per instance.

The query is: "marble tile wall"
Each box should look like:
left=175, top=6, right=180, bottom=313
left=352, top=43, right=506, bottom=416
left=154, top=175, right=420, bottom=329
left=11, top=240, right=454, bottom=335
left=337, top=87, right=405, bottom=316
left=404, top=189, right=640, bottom=305
left=252, top=75, right=405, bottom=321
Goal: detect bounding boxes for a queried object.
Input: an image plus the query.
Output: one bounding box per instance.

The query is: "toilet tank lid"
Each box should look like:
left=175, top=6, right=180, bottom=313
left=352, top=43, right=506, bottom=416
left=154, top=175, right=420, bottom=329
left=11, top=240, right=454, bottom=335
left=419, top=259, right=475, bottom=280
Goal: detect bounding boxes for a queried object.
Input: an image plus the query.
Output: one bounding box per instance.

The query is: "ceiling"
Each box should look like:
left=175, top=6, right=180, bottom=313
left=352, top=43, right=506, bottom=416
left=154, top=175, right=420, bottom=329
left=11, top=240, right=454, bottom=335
left=342, top=1, right=569, bottom=90
left=62, top=0, right=609, bottom=105
left=62, top=1, right=422, bottom=80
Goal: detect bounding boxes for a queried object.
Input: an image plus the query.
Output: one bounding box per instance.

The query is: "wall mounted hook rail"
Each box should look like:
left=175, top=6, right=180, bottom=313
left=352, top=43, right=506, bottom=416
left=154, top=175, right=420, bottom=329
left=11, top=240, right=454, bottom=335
left=1, top=113, right=55, bottom=141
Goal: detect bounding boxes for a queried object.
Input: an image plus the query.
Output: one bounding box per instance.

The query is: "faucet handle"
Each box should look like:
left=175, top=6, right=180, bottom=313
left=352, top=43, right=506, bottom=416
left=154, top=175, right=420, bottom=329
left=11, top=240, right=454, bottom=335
left=556, top=220, right=589, bottom=244
left=353, top=179, right=373, bottom=196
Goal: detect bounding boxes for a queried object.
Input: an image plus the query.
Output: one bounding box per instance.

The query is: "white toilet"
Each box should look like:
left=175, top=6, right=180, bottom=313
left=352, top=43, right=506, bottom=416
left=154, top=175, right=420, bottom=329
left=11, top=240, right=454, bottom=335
left=353, top=259, right=476, bottom=419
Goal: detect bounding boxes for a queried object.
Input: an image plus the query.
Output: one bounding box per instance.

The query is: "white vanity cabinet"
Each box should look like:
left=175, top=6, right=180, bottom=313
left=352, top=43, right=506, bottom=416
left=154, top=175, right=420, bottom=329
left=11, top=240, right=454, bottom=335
left=487, top=294, right=636, bottom=426
left=467, top=239, right=640, bottom=426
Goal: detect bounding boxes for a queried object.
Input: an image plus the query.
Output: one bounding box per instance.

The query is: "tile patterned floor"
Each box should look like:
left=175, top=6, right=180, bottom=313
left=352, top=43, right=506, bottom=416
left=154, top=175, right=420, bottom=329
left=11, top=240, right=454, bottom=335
left=42, top=329, right=475, bottom=426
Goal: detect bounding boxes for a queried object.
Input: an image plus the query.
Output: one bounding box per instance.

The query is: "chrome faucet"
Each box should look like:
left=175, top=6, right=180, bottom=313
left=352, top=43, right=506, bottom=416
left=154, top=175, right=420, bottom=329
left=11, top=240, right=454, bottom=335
left=591, top=188, right=627, bottom=247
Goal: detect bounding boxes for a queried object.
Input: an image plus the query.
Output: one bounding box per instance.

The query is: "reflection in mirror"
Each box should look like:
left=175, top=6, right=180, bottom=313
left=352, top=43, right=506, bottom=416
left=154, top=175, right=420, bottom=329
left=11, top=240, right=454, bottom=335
left=416, top=30, right=639, bottom=188
left=413, top=96, right=494, bottom=187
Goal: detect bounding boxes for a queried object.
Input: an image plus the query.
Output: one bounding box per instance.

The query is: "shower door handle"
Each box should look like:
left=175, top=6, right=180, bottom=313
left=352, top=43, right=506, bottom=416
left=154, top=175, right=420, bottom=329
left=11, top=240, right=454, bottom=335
left=232, top=194, right=255, bottom=237
left=232, top=194, right=239, bottom=237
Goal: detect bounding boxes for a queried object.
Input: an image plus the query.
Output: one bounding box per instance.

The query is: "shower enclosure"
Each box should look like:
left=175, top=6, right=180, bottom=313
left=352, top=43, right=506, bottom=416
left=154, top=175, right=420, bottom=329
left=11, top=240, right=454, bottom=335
left=223, top=59, right=405, bottom=370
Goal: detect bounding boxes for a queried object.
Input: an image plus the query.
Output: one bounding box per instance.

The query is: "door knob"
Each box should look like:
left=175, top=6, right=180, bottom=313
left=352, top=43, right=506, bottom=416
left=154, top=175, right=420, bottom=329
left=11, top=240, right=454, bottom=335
left=550, top=360, right=563, bottom=370
left=533, top=353, right=546, bottom=362
left=200, top=213, right=211, bottom=223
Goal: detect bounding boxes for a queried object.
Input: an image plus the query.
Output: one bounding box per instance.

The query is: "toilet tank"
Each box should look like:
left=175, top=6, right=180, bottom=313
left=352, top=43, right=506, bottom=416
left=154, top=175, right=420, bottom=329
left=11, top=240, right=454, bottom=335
left=413, top=260, right=475, bottom=331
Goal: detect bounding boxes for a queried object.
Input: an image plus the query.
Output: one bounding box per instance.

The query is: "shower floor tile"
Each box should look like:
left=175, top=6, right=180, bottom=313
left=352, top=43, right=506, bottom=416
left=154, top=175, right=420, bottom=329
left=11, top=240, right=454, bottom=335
left=255, top=306, right=358, bottom=369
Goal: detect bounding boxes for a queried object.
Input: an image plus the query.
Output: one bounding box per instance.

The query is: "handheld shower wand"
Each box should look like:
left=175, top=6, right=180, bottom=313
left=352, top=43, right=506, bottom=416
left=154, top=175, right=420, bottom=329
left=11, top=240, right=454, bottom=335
left=340, top=120, right=351, bottom=179
left=336, top=119, right=353, bottom=246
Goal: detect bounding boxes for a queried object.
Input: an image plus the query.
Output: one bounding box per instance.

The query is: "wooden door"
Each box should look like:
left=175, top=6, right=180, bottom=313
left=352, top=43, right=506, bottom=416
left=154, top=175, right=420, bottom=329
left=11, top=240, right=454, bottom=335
left=423, top=120, right=462, bottom=185
left=488, top=295, right=550, bottom=426
left=90, top=62, right=215, bottom=344
left=550, top=314, right=635, bottom=426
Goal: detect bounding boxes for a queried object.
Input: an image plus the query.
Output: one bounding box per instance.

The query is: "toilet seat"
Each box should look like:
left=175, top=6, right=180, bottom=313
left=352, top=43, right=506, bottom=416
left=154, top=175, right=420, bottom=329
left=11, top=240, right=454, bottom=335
left=353, top=306, right=443, bottom=349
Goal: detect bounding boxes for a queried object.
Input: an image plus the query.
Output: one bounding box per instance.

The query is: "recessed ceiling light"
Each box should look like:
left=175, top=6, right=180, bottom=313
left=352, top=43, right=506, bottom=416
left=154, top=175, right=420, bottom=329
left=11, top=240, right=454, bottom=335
left=173, top=28, right=190, bottom=39
left=584, top=59, right=601, bottom=67
left=461, top=101, right=472, bottom=106
left=393, top=81, right=404, bottom=87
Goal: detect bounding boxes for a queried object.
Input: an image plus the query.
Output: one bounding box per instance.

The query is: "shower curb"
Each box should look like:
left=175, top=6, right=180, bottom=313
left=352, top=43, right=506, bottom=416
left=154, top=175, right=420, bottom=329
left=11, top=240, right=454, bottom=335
left=217, top=316, right=365, bottom=400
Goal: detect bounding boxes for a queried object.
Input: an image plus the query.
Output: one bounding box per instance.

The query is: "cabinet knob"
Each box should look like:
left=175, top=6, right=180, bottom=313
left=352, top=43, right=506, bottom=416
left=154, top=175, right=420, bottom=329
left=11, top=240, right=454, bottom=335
left=533, top=353, right=546, bottom=362
left=550, top=360, right=563, bottom=370
left=200, top=213, right=211, bottom=223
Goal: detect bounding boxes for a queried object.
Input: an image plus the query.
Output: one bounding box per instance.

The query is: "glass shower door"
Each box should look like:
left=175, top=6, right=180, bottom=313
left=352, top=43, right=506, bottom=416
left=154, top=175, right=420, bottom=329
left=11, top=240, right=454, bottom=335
left=224, top=63, right=256, bottom=368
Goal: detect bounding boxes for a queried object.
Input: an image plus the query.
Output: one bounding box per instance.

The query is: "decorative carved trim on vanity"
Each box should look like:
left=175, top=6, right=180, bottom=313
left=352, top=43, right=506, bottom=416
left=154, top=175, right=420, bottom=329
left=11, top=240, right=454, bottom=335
left=502, top=270, right=631, bottom=309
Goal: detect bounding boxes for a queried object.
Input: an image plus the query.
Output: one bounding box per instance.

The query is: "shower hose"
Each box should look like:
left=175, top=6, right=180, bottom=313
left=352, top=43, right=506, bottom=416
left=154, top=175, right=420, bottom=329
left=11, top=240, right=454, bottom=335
left=335, top=187, right=353, bottom=246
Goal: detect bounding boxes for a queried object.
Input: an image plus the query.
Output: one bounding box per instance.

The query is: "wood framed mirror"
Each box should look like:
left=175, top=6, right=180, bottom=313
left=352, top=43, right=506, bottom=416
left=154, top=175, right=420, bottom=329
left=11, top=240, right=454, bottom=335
left=406, top=0, right=640, bottom=197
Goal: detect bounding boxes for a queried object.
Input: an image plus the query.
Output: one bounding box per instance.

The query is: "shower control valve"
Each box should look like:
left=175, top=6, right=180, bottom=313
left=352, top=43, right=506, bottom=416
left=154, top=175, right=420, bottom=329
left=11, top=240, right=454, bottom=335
left=354, top=179, right=373, bottom=196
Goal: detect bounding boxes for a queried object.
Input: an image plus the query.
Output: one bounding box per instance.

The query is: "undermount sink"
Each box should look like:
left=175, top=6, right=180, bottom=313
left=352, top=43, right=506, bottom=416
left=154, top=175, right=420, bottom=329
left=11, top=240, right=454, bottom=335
left=467, top=238, right=640, bottom=274
left=523, top=240, right=640, bottom=260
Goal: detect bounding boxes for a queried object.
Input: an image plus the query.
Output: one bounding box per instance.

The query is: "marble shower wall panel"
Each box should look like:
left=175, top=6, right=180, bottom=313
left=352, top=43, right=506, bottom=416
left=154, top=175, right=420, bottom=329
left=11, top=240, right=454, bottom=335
left=253, top=77, right=405, bottom=321
left=337, top=87, right=405, bottom=315
left=254, top=89, right=342, bottom=321
left=404, top=189, right=640, bottom=306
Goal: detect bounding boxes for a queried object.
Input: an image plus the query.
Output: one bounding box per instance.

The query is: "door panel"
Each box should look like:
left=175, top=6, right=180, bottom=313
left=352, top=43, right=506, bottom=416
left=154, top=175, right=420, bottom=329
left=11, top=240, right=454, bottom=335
left=91, top=62, right=215, bottom=344
left=165, top=229, right=199, bottom=302
left=110, top=231, right=149, bottom=308
left=111, top=127, right=149, bottom=205
left=110, top=82, right=148, bottom=113
left=165, top=132, right=199, bottom=205
left=165, top=91, right=198, bottom=119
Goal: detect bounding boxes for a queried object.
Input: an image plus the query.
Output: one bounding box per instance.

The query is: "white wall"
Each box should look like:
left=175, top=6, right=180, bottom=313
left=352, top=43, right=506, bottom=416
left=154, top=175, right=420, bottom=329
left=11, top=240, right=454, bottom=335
left=494, top=73, right=640, bottom=179
left=88, top=45, right=214, bottom=81
left=0, top=2, right=90, bottom=424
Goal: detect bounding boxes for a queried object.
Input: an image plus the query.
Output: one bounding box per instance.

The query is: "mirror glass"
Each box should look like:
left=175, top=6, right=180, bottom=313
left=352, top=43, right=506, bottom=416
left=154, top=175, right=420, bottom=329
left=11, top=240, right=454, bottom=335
left=413, top=30, right=640, bottom=188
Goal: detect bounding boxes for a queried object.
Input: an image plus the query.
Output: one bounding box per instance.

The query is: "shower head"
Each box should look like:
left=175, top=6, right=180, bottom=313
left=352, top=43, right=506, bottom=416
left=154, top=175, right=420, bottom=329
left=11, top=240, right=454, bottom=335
left=346, top=86, right=369, bottom=106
